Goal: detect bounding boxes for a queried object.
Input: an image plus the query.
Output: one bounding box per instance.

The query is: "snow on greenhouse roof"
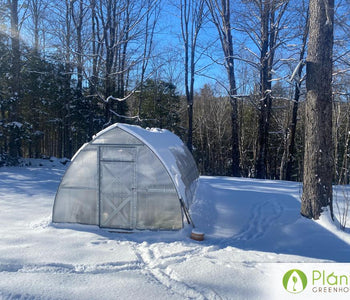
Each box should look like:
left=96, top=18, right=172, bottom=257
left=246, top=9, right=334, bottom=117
left=92, top=123, right=199, bottom=206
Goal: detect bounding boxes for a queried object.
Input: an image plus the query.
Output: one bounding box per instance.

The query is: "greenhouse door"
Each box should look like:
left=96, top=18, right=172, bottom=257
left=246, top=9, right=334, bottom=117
left=99, top=147, right=136, bottom=229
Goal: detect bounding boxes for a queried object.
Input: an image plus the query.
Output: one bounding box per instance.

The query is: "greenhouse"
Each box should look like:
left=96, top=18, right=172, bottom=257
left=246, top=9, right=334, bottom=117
left=52, top=123, right=199, bottom=230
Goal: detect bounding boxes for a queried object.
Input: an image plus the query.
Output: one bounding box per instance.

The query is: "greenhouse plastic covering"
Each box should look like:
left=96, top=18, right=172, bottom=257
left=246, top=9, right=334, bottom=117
left=52, top=123, right=199, bottom=230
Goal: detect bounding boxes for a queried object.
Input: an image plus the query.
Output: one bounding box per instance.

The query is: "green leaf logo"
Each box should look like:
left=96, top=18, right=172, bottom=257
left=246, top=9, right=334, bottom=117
left=282, top=269, right=307, bottom=294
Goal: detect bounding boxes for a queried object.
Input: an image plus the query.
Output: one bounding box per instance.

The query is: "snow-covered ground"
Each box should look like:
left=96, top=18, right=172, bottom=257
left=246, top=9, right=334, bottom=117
left=1, top=161, right=350, bottom=299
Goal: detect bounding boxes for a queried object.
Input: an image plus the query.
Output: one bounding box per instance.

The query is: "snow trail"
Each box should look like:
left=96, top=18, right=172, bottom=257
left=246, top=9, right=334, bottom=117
left=233, top=199, right=284, bottom=241
left=132, top=242, right=222, bottom=299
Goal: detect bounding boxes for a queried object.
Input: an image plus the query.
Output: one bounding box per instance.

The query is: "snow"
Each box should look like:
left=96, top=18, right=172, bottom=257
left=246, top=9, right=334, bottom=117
left=119, top=123, right=199, bottom=205
left=0, top=163, right=350, bottom=299
left=4, top=122, right=23, bottom=129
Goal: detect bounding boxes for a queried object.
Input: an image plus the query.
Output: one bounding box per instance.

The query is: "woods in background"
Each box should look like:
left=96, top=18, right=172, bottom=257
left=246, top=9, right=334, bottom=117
left=0, top=0, right=350, bottom=186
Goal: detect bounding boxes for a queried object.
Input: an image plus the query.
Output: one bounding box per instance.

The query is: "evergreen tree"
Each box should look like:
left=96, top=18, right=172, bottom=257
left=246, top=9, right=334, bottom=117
left=138, top=79, right=181, bottom=134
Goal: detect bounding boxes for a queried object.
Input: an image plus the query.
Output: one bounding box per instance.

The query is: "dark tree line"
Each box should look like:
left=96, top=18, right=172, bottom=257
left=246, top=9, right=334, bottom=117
left=1, top=0, right=350, bottom=212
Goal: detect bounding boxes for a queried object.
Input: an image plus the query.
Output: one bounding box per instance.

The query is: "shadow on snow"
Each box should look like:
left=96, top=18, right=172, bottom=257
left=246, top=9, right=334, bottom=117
left=191, top=176, right=350, bottom=262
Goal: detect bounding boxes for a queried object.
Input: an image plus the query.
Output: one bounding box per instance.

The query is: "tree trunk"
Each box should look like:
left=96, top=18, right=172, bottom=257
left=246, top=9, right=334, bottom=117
left=89, top=0, right=98, bottom=139
left=103, top=0, right=115, bottom=125
left=281, top=10, right=309, bottom=181
left=71, top=0, right=84, bottom=96
left=180, top=0, right=204, bottom=153
left=182, top=0, right=192, bottom=153
left=8, top=0, right=21, bottom=159
left=63, top=0, right=72, bottom=158
left=284, top=83, right=300, bottom=180
left=255, top=1, right=271, bottom=179
left=116, top=1, right=130, bottom=119
left=301, top=0, right=334, bottom=220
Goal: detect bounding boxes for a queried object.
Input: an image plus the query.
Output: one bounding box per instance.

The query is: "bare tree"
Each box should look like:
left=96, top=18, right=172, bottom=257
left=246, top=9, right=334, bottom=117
left=301, top=0, right=334, bottom=220
left=254, top=0, right=289, bottom=179
left=7, top=0, right=21, bottom=158
left=280, top=3, right=309, bottom=181
left=137, top=0, right=159, bottom=122
left=88, top=0, right=101, bottom=138
left=180, top=0, right=205, bottom=153
left=206, top=0, right=240, bottom=176
left=70, top=0, right=88, bottom=97
left=49, top=0, right=74, bottom=157
left=28, top=0, right=48, bottom=54
left=95, top=0, right=158, bottom=125
left=232, top=0, right=290, bottom=178
left=194, top=84, right=232, bottom=175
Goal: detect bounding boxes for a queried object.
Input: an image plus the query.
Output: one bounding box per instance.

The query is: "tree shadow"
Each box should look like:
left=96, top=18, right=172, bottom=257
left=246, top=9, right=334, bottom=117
left=0, top=167, right=65, bottom=196
left=191, top=177, right=350, bottom=262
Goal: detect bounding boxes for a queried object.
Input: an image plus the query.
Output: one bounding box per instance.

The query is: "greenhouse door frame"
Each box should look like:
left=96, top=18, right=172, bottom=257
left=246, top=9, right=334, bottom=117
left=98, top=146, right=137, bottom=229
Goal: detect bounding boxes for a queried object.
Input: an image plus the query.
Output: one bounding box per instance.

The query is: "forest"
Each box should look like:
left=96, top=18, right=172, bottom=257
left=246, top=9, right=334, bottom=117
left=0, top=0, right=349, bottom=183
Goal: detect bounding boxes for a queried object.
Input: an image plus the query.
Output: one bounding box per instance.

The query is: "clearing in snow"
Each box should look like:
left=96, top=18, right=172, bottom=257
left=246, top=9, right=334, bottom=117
left=0, top=161, right=349, bottom=299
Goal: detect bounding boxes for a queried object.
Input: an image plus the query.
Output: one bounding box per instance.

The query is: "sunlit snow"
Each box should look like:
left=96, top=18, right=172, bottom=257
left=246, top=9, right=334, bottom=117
left=0, top=159, right=349, bottom=299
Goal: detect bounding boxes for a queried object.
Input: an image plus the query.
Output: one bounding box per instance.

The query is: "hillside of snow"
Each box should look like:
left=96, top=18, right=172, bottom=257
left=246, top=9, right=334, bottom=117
left=0, top=162, right=350, bottom=299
